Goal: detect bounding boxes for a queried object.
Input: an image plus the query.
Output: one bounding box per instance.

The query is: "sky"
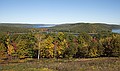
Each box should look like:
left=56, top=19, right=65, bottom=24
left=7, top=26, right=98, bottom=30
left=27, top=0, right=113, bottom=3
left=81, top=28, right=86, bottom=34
left=0, top=0, right=120, bottom=24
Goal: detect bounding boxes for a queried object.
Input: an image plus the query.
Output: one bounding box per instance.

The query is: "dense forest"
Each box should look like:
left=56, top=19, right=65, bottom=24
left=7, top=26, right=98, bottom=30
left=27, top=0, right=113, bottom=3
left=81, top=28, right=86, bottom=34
left=0, top=23, right=120, bottom=62
left=0, top=31, right=120, bottom=60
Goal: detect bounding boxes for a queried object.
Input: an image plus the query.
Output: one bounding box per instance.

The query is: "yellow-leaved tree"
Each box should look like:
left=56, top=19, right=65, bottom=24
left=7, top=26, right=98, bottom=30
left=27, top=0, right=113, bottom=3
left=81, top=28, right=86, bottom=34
left=40, top=35, right=54, bottom=58
left=34, top=32, right=45, bottom=59
left=53, top=32, right=68, bottom=58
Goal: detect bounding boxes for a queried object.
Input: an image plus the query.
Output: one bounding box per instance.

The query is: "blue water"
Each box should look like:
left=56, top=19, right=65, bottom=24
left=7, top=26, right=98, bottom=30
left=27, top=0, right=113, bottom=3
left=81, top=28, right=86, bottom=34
left=33, top=24, right=56, bottom=28
left=112, top=29, right=120, bottom=33
left=34, top=26, right=52, bottom=28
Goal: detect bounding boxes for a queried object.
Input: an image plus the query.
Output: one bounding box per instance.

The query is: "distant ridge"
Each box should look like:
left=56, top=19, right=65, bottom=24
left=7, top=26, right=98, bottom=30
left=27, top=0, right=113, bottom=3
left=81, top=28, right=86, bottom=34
left=0, top=23, right=55, bottom=28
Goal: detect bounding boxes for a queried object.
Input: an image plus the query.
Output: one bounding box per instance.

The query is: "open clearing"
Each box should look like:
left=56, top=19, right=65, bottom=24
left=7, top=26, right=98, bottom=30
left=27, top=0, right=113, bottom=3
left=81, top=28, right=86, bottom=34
left=0, top=57, right=120, bottom=71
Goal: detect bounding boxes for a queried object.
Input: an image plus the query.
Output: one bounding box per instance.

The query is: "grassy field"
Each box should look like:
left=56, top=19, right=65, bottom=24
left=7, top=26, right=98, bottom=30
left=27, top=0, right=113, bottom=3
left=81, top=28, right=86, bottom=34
left=0, top=57, right=120, bottom=71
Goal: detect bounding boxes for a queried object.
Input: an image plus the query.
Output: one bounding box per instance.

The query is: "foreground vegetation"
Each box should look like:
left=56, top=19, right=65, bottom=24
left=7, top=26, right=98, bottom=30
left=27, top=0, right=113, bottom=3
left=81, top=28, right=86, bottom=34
left=0, top=57, right=120, bottom=71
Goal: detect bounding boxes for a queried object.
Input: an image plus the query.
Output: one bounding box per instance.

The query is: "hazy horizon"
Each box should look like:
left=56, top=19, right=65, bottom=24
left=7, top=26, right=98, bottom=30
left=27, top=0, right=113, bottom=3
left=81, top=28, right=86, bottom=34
left=0, top=0, right=120, bottom=25
left=0, top=22, right=120, bottom=25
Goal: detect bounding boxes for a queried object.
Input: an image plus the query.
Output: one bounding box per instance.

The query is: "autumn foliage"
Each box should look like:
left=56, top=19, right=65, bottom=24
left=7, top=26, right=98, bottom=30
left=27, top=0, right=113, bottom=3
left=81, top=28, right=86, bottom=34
left=0, top=31, right=120, bottom=60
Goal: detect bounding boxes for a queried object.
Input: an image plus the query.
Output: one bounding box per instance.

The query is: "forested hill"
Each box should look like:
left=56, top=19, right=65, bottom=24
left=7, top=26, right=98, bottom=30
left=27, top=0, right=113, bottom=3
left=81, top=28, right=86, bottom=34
left=0, top=23, right=120, bottom=33
left=49, top=23, right=120, bottom=33
left=0, top=23, right=30, bottom=33
left=0, top=23, right=54, bottom=33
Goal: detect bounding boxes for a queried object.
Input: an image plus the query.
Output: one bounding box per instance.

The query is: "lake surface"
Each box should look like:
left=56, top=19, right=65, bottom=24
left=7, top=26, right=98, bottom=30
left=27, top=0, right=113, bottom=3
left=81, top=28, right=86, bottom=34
left=112, top=29, right=120, bottom=33
left=33, top=24, right=56, bottom=28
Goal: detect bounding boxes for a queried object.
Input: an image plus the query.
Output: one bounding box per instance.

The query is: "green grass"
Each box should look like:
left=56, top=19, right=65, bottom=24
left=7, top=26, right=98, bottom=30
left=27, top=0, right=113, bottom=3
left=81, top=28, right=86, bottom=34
left=0, top=57, right=120, bottom=71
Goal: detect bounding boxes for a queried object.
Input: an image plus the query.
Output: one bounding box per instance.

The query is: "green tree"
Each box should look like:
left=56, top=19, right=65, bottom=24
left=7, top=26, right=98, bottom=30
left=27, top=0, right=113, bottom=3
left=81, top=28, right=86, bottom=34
left=111, top=34, right=120, bottom=57
left=16, top=34, right=35, bottom=59
left=63, top=34, right=78, bottom=58
left=0, top=34, right=8, bottom=60
left=76, top=33, right=92, bottom=57
left=102, top=37, right=113, bottom=56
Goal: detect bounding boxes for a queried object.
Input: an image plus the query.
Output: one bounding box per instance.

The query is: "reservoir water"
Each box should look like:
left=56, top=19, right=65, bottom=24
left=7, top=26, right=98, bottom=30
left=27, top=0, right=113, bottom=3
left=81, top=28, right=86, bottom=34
left=112, top=29, right=120, bottom=33
left=33, top=24, right=56, bottom=28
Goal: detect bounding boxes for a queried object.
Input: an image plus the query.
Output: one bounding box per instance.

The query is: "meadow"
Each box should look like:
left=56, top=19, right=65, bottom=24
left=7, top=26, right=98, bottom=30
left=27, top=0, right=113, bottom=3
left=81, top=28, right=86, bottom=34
left=0, top=57, right=120, bottom=71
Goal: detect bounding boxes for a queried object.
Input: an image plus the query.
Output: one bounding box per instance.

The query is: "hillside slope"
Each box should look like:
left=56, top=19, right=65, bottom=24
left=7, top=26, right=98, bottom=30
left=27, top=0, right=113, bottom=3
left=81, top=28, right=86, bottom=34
left=0, top=23, right=55, bottom=33
left=49, top=23, right=120, bottom=33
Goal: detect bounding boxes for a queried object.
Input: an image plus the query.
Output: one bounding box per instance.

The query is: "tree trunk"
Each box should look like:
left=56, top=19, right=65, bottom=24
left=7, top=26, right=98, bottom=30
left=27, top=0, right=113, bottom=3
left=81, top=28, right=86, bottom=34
left=38, top=35, right=41, bottom=60
left=38, top=49, right=40, bottom=60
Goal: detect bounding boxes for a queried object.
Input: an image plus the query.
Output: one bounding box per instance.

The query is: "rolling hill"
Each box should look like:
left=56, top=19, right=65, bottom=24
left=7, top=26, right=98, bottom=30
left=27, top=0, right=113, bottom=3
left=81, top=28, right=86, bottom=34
left=49, top=23, right=120, bottom=33
left=0, top=23, right=120, bottom=33
left=0, top=23, right=55, bottom=33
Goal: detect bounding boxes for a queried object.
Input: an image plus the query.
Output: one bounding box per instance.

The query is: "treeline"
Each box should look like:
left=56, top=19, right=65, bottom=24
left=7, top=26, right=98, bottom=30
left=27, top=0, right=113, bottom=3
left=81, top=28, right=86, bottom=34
left=0, top=32, right=120, bottom=60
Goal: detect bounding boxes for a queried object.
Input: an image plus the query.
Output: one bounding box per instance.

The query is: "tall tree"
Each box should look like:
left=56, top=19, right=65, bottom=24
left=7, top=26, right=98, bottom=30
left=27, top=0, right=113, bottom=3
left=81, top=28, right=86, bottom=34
left=53, top=32, right=67, bottom=58
left=111, top=34, right=120, bottom=57
left=63, top=34, right=77, bottom=58
left=76, top=32, right=92, bottom=57
left=34, top=32, right=45, bottom=59
left=40, top=35, right=54, bottom=58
